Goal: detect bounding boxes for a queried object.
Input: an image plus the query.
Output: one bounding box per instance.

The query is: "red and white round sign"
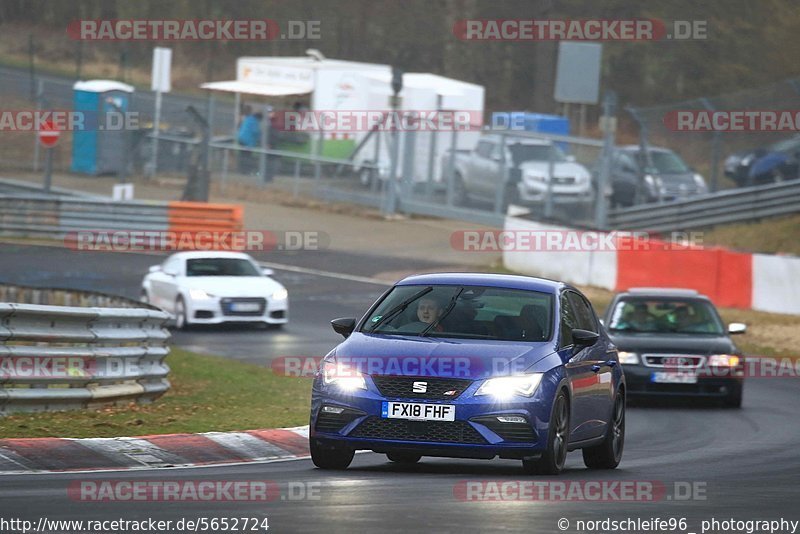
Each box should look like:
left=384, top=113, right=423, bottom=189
left=38, top=120, right=60, bottom=148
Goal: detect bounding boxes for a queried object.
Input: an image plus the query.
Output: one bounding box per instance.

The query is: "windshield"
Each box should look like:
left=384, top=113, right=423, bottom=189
left=185, top=258, right=261, bottom=277
left=362, top=284, right=553, bottom=341
left=508, top=142, right=567, bottom=166
left=608, top=298, right=724, bottom=335
left=635, top=150, right=690, bottom=174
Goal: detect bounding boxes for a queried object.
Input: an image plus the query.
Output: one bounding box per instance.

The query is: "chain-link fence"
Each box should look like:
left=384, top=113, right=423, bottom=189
left=627, top=76, right=800, bottom=193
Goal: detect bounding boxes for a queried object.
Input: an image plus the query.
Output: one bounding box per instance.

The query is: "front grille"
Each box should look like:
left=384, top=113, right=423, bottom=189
left=315, top=406, right=365, bottom=433
left=471, top=416, right=537, bottom=442
left=553, top=176, right=576, bottom=185
left=350, top=417, right=486, bottom=444
left=220, top=297, right=266, bottom=317
left=643, top=354, right=706, bottom=368
left=371, top=376, right=472, bottom=400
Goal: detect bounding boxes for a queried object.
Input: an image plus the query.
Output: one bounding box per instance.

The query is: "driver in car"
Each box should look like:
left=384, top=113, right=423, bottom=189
left=619, top=302, right=658, bottom=332
left=416, top=296, right=445, bottom=332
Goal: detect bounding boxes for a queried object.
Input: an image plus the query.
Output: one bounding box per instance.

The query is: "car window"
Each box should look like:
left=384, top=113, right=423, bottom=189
left=186, top=258, right=261, bottom=277
left=567, top=291, right=597, bottom=332
left=475, top=141, right=494, bottom=159
left=607, top=298, right=724, bottom=335
left=559, top=292, right=578, bottom=347
left=617, top=152, right=638, bottom=172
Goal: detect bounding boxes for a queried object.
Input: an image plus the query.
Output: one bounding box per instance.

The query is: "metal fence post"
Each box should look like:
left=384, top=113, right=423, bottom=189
left=544, top=140, right=556, bottom=219
left=595, top=91, right=617, bottom=230
left=401, top=127, right=416, bottom=208
left=700, top=98, right=720, bottom=192
left=314, top=129, right=323, bottom=181
left=383, top=127, right=401, bottom=215
left=493, top=133, right=508, bottom=213
left=445, top=129, right=458, bottom=206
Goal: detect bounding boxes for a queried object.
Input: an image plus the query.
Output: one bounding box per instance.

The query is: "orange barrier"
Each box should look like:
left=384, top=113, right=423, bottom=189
left=616, top=239, right=752, bottom=309
left=166, top=201, right=244, bottom=250
left=167, top=201, right=243, bottom=232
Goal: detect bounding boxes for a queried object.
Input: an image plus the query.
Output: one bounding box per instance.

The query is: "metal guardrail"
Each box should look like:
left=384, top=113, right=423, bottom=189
left=0, top=178, right=103, bottom=198
left=607, top=180, right=800, bottom=232
left=0, top=194, right=243, bottom=241
left=0, top=303, right=171, bottom=414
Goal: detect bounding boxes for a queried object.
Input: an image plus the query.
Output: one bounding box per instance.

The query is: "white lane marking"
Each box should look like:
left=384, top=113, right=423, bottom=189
left=259, top=261, right=390, bottom=286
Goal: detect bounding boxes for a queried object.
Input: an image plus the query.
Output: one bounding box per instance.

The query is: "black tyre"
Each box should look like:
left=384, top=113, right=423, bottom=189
left=310, top=439, right=355, bottom=470
left=502, top=180, right=521, bottom=210
left=582, top=391, right=625, bottom=469
left=523, top=390, right=570, bottom=475
left=386, top=451, right=422, bottom=464
left=724, top=385, right=743, bottom=408
left=452, top=173, right=468, bottom=206
left=174, top=296, right=189, bottom=330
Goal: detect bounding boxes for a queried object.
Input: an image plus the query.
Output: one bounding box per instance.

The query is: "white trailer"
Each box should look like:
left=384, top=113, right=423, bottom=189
left=201, top=52, right=484, bottom=185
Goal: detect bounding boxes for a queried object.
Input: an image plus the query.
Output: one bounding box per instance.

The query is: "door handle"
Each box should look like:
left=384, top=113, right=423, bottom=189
left=605, top=360, right=617, bottom=367
left=591, top=365, right=602, bottom=373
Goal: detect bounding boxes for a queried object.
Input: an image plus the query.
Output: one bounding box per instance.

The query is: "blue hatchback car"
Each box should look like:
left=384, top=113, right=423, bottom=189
left=309, top=273, right=625, bottom=474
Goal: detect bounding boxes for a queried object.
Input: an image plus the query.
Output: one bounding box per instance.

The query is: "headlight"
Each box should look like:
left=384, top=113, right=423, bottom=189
left=475, top=373, right=543, bottom=399
left=618, top=351, right=639, bottom=365
left=707, top=354, right=740, bottom=367
left=271, top=288, right=288, bottom=301
left=322, top=358, right=366, bottom=391
left=188, top=288, right=213, bottom=300
left=524, top=172, right=548, bottom=183
left=741, top=155, right=753, bottom=166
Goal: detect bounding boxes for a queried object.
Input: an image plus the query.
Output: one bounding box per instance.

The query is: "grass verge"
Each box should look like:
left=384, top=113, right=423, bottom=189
left=0, top=348, right=312, bottom=439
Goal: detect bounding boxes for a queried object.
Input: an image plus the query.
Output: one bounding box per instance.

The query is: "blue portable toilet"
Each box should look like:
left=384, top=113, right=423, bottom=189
left=71, top=80, right=134, bottom=175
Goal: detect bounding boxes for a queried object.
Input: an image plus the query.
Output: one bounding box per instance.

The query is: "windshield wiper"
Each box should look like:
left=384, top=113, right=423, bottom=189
left=420, top=287, right=464, bottom=337
left=367, top=286, right=433, bottom=332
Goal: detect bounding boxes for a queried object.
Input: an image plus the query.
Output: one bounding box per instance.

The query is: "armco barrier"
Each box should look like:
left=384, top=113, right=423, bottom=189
left=0, top=195, right=243, bottom=244
left=0, top=303, right=171, bottom=414
left=502, top=216, right=799, bottom=315
left=607, top=180, right=800, bottom=232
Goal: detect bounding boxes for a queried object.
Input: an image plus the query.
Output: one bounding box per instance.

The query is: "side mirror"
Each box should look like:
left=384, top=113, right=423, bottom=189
left=331, top=317, right=357, bottom=338
left=572, top=329, right=599, bottom=349
left=728, top=322, right=747, bottom=335
left=148, top=265, right=161, bottom=273
left=262, top=267, right=275, bottom=276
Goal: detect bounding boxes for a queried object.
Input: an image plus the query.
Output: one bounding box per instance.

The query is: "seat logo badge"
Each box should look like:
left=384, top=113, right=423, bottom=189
left=443, top=390, right=457, bottom=396
left=412, top=381, right=428, bottom=393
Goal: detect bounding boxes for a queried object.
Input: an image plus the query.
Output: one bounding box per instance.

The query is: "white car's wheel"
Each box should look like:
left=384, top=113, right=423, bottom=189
left=174, top=296, right=189, bottom=330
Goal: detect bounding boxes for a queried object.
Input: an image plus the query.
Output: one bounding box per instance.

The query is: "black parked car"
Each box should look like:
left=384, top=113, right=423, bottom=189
left=603, top=288, right=746, bottom=407
left=600, top=146, right=708, bottom=207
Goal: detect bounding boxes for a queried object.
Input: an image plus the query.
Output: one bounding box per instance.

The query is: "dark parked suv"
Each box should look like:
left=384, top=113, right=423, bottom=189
left=603, top=288, right=746, bottom=407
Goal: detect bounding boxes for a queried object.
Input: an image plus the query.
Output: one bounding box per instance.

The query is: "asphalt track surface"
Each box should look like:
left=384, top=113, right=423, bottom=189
left=1, top=243, right=799, bottom=533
